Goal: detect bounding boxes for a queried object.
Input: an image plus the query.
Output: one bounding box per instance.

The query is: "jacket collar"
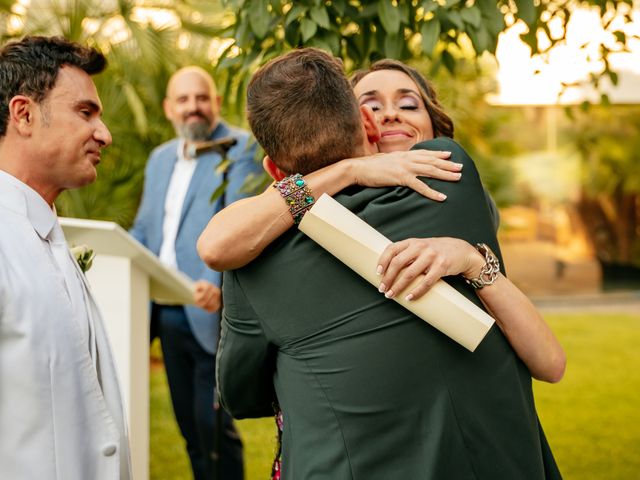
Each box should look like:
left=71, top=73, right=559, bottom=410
left=210, top=121, right=229, bottom=140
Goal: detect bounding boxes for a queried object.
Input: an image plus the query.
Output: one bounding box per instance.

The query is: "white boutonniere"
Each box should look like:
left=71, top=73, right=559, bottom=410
left=70, top=244, right=95, bottom=273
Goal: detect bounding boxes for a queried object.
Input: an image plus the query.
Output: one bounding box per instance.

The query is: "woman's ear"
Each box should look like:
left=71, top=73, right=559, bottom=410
left=360, top=104, right=381, bottom=145
left=263, top=156, right=287, bottom=181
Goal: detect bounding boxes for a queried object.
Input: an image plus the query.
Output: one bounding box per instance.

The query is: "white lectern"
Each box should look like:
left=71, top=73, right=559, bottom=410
left=60, top=217, right=195, bottom=480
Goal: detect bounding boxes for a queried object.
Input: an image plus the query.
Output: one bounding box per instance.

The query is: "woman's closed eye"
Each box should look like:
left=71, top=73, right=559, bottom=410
left=361, top=98, right=383, bottom=111
left=397, top=97, right=421, bottom=111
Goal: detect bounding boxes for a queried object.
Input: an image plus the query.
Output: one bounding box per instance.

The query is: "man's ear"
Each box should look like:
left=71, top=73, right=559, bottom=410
left=9, top=96, right=34, bottom=136
left=360, top=104, right=381, bottom=145
left=262, top=156, right=287, bottom=181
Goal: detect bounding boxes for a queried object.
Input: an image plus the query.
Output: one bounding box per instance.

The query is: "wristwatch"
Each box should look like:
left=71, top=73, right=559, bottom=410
left=464, top=243, right=500, bottom=289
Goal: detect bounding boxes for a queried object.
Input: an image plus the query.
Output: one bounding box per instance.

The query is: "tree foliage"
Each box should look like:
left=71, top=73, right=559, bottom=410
left=419, top=57, right=526, bottom=207
left=2, top=0, right=230, bottom=227
left=215, top=0, right=637, bottom=113
left=216, top=0, right=640, bottom=272
left=567, top=105, right=640, bottom=268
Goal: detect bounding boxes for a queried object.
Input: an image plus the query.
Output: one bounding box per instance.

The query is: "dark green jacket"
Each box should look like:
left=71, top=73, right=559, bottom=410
left=218, top=137, right=561, bottom=480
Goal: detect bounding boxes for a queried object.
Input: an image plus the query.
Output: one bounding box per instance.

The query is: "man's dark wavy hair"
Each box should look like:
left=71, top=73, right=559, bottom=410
left=0, top=36, right=106, bottom=137
left=247, top=48, right=363, bottom=175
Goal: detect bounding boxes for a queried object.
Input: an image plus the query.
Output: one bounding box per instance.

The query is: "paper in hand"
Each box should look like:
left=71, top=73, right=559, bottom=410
left=299, top=194, right=495, bottom=352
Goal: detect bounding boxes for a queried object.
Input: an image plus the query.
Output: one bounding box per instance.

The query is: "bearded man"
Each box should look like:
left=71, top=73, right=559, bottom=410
left=129, top=66, right=259, bottom=480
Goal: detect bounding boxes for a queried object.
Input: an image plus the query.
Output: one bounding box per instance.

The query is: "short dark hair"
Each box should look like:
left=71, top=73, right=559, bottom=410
left=247, top=48, right=363, bottom=175
left=0, top=36, right=107, bottom=137
left=350, top=59, right=454, bottom=139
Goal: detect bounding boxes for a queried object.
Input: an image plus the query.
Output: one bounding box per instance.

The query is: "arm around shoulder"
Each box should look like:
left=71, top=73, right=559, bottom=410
left=198, top=144, right=464, bottom=270
left=198, top=156, right=356, bottom=271
left=197, top=187, right=292, bottom=271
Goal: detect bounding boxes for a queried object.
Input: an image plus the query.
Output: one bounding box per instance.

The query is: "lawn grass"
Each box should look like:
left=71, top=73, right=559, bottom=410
left=533, top=313, right=640, bottom=480
left=150, top=312, right=640, bottom=480
left=149, top=364, right=191, bottom=480
left=149, top=350, right=274, bottom=480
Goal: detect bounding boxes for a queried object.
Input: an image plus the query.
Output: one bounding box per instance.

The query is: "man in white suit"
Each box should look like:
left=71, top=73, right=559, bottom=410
left=0, top=36, right=131, bottom=479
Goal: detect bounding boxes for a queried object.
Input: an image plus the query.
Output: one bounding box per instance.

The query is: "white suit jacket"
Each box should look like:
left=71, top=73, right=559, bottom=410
left=0, top=172, right=131, bottom=480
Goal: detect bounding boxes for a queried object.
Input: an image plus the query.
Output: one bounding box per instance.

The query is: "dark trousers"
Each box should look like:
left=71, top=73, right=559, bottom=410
left=153, top=304, right=244, bottom=480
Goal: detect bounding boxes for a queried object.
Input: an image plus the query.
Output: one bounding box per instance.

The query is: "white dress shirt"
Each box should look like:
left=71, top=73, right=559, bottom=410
left=159, top=141, right=198, bottom=269
left=0, top=171, right=94, bottom=356
left=0, top=169, right=130, bottom=479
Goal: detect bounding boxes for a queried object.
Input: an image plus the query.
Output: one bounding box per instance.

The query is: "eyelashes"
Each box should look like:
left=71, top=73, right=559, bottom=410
left=361, top=100, right=382, bottom=111
left=361, top=101, right=420, bottom=112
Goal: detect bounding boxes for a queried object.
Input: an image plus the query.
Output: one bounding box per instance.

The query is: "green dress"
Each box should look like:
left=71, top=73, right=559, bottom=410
left=218, top=137, right=562, bottom=480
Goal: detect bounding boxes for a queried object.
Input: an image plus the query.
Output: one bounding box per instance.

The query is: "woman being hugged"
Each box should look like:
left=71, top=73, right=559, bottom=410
left=212, top=51, right=566, bottom=480
left=198, top=59, right=563, bottom=384
left=197, top=61, right=461, bottom=272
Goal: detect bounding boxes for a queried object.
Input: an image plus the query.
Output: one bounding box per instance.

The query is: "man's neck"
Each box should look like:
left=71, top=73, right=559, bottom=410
left=0, top=165, right=58, bottom=209
left=0, top=148, right=58, bottom=207
left=354, top=142, right=379, bottom=158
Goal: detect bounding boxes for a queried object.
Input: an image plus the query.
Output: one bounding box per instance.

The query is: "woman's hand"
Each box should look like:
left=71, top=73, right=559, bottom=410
left=378, top=237, right=566, bottom=382
left=377, top=237, right=483, bottom=300
left=347, top=150, right=462, bottom=201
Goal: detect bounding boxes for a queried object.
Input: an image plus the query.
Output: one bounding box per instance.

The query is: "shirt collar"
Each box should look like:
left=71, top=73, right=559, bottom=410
left=176, top=139, right=186, bottom=161
left=0, top=170, right=57, bottom=240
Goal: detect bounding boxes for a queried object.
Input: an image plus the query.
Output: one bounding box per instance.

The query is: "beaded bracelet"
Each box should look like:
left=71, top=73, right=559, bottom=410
left=273, top=173, right=315, bottom=224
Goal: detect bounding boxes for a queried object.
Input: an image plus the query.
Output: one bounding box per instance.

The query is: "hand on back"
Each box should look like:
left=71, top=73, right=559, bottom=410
left=348, top=150, right=462, bottom=202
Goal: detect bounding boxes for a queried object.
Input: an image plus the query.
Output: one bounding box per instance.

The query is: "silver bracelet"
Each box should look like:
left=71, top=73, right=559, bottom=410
left=464, top=243, right=500, bottom=289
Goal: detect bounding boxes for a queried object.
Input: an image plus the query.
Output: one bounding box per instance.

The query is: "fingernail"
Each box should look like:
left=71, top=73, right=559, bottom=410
left=438, top=193, right=447, bottom=201
left=385, top=290, right=394, bottom=299
left=378, top=283, right=386, bottom=293
left=454, top=172, right=461, bottom=179
left=376, top=265, right=383, bottom=275
left=405, top=293, right=414, bottom=301
left=455, top=163, right=463, bottom=169
left=444, top=151, right=451, bottom=157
